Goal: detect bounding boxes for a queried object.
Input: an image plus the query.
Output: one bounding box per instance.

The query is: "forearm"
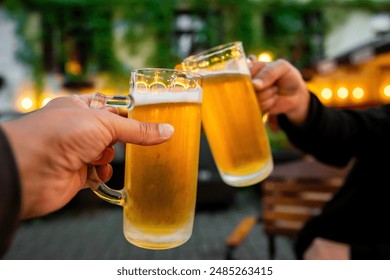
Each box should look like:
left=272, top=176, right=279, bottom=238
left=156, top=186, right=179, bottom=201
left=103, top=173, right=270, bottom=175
left=277, top=93, right=354, bottom=167
left=280, top=94, right=390, bottom=164
left=351, top=243, right=390, bottom=260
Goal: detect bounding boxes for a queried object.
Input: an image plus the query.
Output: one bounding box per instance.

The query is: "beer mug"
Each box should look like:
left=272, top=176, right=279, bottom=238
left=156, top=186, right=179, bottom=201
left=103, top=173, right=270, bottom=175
left=182, top=41, right=273, bottom=187
left=87, top=68, right=203, bottom=249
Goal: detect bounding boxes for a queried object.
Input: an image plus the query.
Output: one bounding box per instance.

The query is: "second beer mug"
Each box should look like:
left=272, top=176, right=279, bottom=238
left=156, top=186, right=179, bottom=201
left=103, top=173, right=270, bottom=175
left=182, top=41, right=273, bottom=187
left=87, top=68, right=203, bottom=249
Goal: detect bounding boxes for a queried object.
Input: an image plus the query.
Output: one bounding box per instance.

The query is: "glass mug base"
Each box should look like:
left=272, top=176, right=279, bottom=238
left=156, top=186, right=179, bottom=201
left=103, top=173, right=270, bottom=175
left=123, top=218, right=194, bottom=250
left=219, top=160, right=274, bottom=187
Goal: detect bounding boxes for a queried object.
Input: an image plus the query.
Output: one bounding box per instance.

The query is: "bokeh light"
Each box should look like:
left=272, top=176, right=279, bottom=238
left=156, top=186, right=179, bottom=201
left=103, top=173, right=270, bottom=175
left=321, top=87, right=333, bottom=100
left=337, top=87, right=349, bottom=99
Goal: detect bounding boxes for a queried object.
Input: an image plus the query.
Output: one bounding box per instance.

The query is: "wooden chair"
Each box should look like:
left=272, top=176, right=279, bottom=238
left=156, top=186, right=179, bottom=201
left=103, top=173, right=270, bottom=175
left=261, top=178, right=340, bottom=259
left=225, top=156, right=353, bottom=259
left=225, top=178, right=341, bottom=259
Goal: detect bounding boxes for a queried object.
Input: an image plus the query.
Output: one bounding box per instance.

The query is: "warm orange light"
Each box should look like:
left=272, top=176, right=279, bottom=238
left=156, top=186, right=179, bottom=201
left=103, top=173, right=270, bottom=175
left=384, top=85, right=390, bottom=97
left=21, top=97, right=33, bottom=110
left=18, top=96, right=35, bottom=112
left=65, top=60, right=82, bottom=75
left=352, top=87, right=364, bottom=99
left=41, top=97, right=52, bottom=107
left=321, top=88, right=333, bottom=100
left=258, top=52, right=273, bottom=62
left=337, top=87, right=349, bottom=99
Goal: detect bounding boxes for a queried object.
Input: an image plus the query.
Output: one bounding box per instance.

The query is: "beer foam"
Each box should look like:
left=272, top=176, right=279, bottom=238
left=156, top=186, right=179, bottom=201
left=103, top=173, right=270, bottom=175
left=133, top=90, right=202, bottom=106
left=197, top=58, right=250, bottom=76
left=199, top=69, right=250, bottom=77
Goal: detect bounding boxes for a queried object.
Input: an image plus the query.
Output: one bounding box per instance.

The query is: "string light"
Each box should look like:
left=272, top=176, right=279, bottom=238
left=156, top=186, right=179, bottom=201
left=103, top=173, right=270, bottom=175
left=352, top=87, right=364, bottom=99
left=20, top=97, right=34, bottom=111
left=337, top=87, right=349, bottom=99
left=384, top=85, right=390, bottom=97
left=321, top=88, right=332, bottom=100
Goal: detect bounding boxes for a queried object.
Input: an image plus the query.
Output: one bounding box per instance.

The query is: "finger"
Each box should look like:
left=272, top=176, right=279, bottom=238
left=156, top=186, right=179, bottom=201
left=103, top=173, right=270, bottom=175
left=70, top=94, right=93, bottom=109
left=75, top=93, right=95, bottom=105
left=252, top=78, right=264, bottom=91
left=248, top=54, right=258, bottom=62
left=102, top=106, right=120, bottom=115
left=250, top=61, right=267, bottom=78
left=256, top=86, right=279, bottom=101
left=96, top=164, right=113, bottom=183
left=247, top=54, right=257, bottom=69
left=77, top=93, right=122, bottom=116
left=257, top=93, right=277, bottom=113
left=255, top=59, right=293, bottom=89
left=91, top=145, right=115, bottom=165
left=104, top=112, right=174, bottom=145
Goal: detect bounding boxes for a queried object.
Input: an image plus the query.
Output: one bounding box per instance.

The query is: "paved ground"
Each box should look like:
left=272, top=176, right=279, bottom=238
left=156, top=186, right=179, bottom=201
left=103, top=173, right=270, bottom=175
left=3, top=186, right=295, bottom=260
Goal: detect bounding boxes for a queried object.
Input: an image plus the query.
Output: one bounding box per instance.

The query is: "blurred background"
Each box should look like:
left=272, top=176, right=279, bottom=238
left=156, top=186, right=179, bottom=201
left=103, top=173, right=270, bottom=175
left=1, top=0, right=390, bottom=260
left=3, top=0, right=390, bottom=115
left=2, top=0, right=390, bottom=143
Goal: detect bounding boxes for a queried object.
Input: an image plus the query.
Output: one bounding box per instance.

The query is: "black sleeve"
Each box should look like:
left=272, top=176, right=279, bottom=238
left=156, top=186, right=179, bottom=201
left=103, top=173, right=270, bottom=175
left=351, top=243, right=390, bottom=260
left=0, top=126, right=21, bottom=258
left=277, top=93, right=390, bottom=167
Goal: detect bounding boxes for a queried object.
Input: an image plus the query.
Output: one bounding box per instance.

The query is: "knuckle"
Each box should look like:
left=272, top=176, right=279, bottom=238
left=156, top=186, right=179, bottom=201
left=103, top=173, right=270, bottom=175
left=138, top=122, right=149, bottom=144
left=275, top=58, right=289, bottom=67
left=260, top=67, right=274, bottom=82
left=138, top=121, right=157, bottom=145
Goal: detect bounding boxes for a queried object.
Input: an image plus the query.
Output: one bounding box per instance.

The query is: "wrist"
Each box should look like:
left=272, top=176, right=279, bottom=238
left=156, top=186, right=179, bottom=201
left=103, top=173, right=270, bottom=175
left=1, top=118, right=50, bottom=219
left=285, top=88, right=311, bottom=126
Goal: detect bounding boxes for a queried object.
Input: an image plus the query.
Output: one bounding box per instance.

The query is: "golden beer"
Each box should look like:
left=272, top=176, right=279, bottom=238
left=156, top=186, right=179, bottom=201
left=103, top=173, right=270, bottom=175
left=87, top=69, right=203, bottom=250
left=202, top=72, right=272, bottom=179
left=183, top=42, right=273, bottom=186
left=123, top=94, right=202, bottom=249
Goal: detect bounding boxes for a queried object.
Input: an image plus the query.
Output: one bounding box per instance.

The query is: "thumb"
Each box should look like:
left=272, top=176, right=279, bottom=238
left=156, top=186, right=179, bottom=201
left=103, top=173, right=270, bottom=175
left=107, top=113, right=174, bottom=145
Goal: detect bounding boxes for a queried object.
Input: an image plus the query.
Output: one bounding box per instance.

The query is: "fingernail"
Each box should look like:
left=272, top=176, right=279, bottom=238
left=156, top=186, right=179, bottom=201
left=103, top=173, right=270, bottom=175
left=252, top=78, right=263, bottom=88
left=248, top=54, right=257, bottom=61
left=159, top=123, right=174, bottom=138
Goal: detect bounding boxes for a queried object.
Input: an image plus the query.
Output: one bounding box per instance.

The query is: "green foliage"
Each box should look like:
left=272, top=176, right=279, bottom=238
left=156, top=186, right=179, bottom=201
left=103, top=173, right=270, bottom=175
left=117, top=0, right=177, bottom=67
left=267, top=126, right=291, bottom=152
left=5, top=0, right=390, bottom=90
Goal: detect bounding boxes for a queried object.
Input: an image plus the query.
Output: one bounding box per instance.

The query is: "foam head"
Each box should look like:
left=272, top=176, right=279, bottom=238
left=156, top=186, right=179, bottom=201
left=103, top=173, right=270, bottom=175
left=133, top=89, right=203, bottom=106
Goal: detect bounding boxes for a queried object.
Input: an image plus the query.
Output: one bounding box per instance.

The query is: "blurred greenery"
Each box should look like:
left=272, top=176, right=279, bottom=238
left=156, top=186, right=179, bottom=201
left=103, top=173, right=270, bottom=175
left=267, top=126, right=291, bottom=152
left=3, top=0, right=390, bottom=92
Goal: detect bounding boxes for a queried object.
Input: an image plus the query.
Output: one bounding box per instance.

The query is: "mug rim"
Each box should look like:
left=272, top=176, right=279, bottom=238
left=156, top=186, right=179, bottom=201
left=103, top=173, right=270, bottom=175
left=182, top=41, right=243, bottom=64
left=131, top=67, right=203, bottom=80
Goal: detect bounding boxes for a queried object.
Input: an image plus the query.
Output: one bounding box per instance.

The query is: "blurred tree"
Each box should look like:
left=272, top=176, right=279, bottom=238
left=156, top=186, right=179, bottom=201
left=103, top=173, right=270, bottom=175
left=4, top=0, right=390, bottom=93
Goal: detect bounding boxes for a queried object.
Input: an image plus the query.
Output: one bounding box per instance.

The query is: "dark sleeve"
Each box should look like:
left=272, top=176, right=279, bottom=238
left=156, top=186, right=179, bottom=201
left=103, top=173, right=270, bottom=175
left=0, top=126, right=21, bottom=258
left=277, top=93, right=390, bottom=167
left=351, top=243, right=390, bottom=260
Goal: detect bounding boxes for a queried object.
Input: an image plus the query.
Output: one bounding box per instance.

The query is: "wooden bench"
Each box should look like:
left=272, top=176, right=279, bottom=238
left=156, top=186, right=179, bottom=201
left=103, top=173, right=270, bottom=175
left=225, top=156, right=352, bottom=259
left=225, top=178, right=341, bottom=259
left=261, top=179, right=340, bottom=259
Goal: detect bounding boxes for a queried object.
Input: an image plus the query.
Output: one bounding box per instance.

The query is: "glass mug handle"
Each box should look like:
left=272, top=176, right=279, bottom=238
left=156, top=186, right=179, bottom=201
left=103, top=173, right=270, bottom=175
left=262, top=112, right=269, bottom=124
left=245, top=57, right=269, bottom=124
left=86, top=92, right=135, bottom=206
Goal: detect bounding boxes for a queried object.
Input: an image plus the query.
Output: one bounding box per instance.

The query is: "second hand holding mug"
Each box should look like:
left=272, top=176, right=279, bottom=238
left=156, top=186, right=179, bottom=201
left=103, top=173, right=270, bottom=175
left=88, top=68, right=203, bottom=250
left=182, top=41, right=273, bottom=187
